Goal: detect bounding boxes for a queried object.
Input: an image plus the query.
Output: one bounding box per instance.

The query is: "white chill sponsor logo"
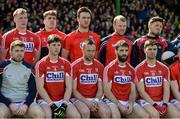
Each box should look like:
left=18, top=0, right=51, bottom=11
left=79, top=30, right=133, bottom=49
left=24, top=42, right=34, bottom=52
left=114, top=76, right=131, bottom=84
left=145, top=76, right=162, bottom=87
left=80, top=74, right=98, bottom=84
left=46, top=71, right=64, bottom=82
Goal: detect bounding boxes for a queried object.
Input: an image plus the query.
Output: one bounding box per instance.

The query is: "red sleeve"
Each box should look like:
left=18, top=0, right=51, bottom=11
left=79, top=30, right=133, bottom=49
left=130, top=67, right=136, bottom=83
left=163, top=66, right=170, bottom=81
left=65, top=60, right=71, bottom=76
left=33, top=34, right=41, bottom=51
left=2, top=32, right=12, bottom=49
left=103, top=65, right=113, bottom=82
left=64, top=35, right=73, bottom=51
left=135, top=66, right=144, bottom=82
left=35, top=60, right=46, bottom=78
left=170, top=66, right=177, bottom=81
left=94, top=34, right=100, bottom=51
left=98, top=63, right=104, bottom=80
left=72, top=63, right=78, bottom=80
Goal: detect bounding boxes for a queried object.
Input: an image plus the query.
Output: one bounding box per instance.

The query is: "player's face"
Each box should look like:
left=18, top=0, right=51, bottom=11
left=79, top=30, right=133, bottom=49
left=10, top=46, right=24, bottom=62
left=48, top=42, right=61, bottom=56
left=44, top=15, right=57, bottom=30
left=145, top=45, right=157, bottom=60
left=14, top=13, right=28, bottom=29
left=116, top=46, right=129, bottom=62
left=113, top=20, right=127, bottom=35
left=149, top=21, right=163, bottom=36
left=78, top=12, right=91, bottom=29
left=83, top=44, right=96, bottom=62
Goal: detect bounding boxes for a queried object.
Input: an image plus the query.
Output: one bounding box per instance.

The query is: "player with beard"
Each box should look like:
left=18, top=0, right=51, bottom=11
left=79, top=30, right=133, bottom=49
left=136, top=40, right=180, bottom=118
left=103, top=40, right=148, bottom=118
left=71, top=39, right=111, bottom=118
left=99, top=15, right=133, bottom=66
left=62, top=7, right=100, bottom=62
left=0, top=40, right=44, bottom=118
left=1, top=8, right=40, bottom=66
left=131, top=16, right=170, bottom=67
left=36, top=10, right=66, bottom=59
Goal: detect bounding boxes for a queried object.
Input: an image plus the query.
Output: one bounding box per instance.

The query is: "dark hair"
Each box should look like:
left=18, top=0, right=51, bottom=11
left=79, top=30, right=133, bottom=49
left=10, top=40, right=25, bottom=51
left=77, top=7, right=92, bottom=18
left=148, top=16, right=165, bottom=25
left=43, top=10, right=57, bottom=19
left=82, top=36, right=96, bottom=48
left=144, top=40, right=157, bottom=49
left=115, top=40, right=129, bottom=50
left=47, top=34, right=62, bottom=44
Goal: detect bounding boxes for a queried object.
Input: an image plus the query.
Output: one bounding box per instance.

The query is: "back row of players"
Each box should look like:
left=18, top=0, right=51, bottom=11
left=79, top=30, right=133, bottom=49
left=0, top=7, right=179, bottom=118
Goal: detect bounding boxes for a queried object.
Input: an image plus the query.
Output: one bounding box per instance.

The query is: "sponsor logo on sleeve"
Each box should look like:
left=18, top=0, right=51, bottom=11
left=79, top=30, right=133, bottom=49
left=46, top=71, right=64, bottom=82
left=80, top=74, right=98, bottom=84
left=145, top=76, right=162, bottom=87
left=114, top=76, right=131, bottom=84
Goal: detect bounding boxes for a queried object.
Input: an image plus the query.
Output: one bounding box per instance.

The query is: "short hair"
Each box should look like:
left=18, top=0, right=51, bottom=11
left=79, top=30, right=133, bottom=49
left=148, top=16, right=165, bottom=25
left=144, top=40, right=157, bottom=49
left=115, top=40, right=129, bottom=50
left=47, top=34, right=62, bottom=44
left=113, top=15, right=126, bottom=25
left=10, top=40, right=25, bottom=51
left=82, top=36, right=96, bottom=48
left=43, top=10, right=57, bottom=19
left=77, top=7, right=92, bottom=18
left=13, top=8, right=27, bottom=17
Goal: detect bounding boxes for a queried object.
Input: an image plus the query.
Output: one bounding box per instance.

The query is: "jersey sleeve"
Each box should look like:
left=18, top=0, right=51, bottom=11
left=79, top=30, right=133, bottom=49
left=170, top=66, right=177, bottom=81
left=163, top=66, right=170, bottom=81
left=72, top=64, right=78, bottom=80
left=34, top=35, right=41, bottom=51
left=35, top=61, right=46, bottom=78
left=65, top=60, right=71, bottom=76
left=64, top=35, right=72, bottom=51
left=135, top=66, right=144, bottom=82
left=103, top=65, right=113, bottom=82
left=98, top=63, right=104, bottom=80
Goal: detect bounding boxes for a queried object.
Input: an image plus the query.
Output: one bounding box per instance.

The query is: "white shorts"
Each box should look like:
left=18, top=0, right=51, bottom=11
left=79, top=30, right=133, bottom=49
left=170, top=99, right=180, bottom=105
left=137, top=99, right=164, bottom=107
left=103, top=98, right=138, bottom=107
left=37, top=99, right=71, bottom=107
left=70, top=98, right=101, bottom=104
left=14, top=101, right=26, bottom=108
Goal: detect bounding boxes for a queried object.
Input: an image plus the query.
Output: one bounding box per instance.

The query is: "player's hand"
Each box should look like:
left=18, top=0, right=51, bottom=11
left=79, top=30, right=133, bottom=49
left=118, top=103, right=128, bottom=114
left=126, top=103, right=133, bottom=115
left=50, top=103, right=59, bottom=118
left=153, top=103, right=163, bottom=115
left=9, top=103, right=19, bottom=115
left=160, top=103, right=168, bottom=117
left=86, top=100, right=98, bottom=112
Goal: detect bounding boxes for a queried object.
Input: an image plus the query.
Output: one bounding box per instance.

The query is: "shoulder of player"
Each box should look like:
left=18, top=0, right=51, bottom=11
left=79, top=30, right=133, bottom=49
left=156, top=60, right=169, bottom=70
left=93, top=59, right=104, bottom=68
left=135, top=60, right=146, bottom=70
left=71, top=58, right=82, bottom=67
left=2, top=29, right=16, bottom=38
left=0, top=60, right=11, bottom=68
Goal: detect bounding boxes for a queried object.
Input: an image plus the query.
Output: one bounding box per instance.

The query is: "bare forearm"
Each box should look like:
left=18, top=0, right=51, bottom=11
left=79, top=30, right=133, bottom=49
left=163, top=82, right=170, bottom=103
left=63, top=88, right=72, bottom=101
left=73, top=90, right=88, bottom=104
left=37, top=87, right=52, bottom=104
left=95, top=79, right=103, bottom=99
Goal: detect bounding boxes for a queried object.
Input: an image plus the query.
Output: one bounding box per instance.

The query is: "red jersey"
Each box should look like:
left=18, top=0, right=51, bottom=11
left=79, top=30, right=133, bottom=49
left=104, top=59, right=135, bottom=101
left=169, top=61, right=180, bottom=99
left=64, top=30, right=100, bottom=62
left=36, top=28, right=66, bottom=59
left=71, top=58, right=104, bottom=98
left=100, top=34, right=133, bottom=65
left=35, top=56, right=71, bottom=101
left=2, top=29, right=40, bottom=65
left=135, top=60, right=169, bottom=101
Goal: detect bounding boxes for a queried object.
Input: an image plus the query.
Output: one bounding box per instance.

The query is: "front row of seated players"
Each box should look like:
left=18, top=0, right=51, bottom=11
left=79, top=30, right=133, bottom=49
left=0, top=34, right=180, bottom=118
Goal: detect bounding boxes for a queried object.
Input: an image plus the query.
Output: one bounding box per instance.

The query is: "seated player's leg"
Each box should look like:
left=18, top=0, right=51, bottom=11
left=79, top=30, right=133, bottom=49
left=0, top=103, right=12, bottom=118
left=26, top=102, right=45, bottom=118
left=37, top=100, right=52, bottom=118
left=103, top=99, right=121, bottom=118
left=165, top=103, right=180, bottom=118
left=138, top=100, right=159, bottom=118
left=71, top=98, right=90, bottom=118
left=97, top=101, right=111, bottom=118
left=66, top=103, right=81, bottom=118
left=127, top=102, right=149, bottom=118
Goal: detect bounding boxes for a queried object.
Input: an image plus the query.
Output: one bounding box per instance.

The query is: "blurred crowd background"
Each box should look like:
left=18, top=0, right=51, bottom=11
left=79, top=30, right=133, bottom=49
left=0, top=0, right=179, bottom=41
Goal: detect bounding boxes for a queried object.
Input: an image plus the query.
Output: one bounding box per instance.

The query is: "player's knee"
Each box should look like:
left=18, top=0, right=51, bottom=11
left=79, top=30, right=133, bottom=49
left=30, top=108, right=45, bottom=118
left=80, top=107, right=90, bottom=118
left=138, top=111, right=150, bottom=118
left=112, top=111, right=121, bottom=118
left=67, top=110, right=81, bottom=118
left=149, top=111, right=159, bottom=118
left=99, top=106, right=111, bottom=118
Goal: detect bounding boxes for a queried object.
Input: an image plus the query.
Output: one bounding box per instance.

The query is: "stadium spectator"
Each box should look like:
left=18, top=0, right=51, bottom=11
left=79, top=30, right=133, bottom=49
left=71, top=39, right=111, bottom=118
left=35, top=35, right=80, bottom=118
left=131, top=16, right=170, bottom=67
left=103, top=40, right=148, bottom=118
left=0, top=40, right=44, bottom=118
left=63, top=7, right=100, bottom=62
left=99, top=15, right=133, bottom=66
left=171, top=35, right=180, bottom=54
left=1, top=8, right=40, bottom=66
left=36, top=10, right=66, bottom=59
left=136, top=40, right=180, bottom=118
left=0, top=33, right=2, bottom=61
